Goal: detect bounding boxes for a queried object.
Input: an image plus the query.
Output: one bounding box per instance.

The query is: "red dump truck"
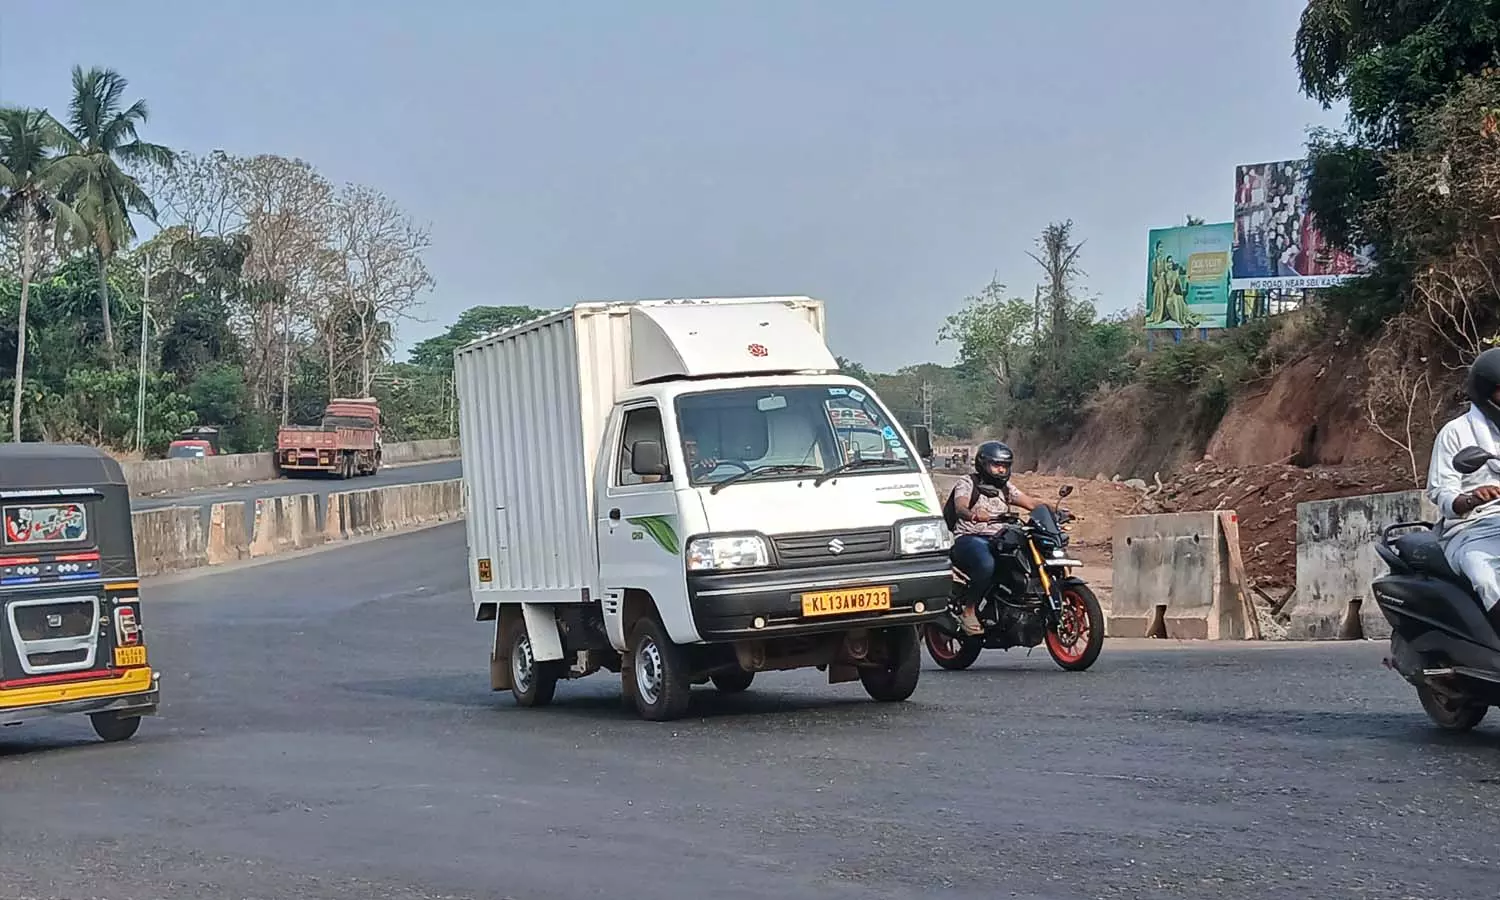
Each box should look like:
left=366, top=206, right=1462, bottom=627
left=275, top=398, right=383, bottom=479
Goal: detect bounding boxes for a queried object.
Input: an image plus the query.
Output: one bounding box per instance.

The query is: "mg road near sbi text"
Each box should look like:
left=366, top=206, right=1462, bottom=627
left=0, top=443, right=160, bottom=743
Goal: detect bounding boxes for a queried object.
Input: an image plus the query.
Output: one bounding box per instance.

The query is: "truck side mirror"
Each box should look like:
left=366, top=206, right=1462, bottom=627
left=910, top=426, right=932, bottom=460
left=631, top=440, right=668, bottom=477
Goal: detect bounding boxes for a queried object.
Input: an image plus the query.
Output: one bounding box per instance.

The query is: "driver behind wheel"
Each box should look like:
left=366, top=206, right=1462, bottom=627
left=1429, top=348, right=1500, bottom=625
left=947, top=441, right=1039, bottom=636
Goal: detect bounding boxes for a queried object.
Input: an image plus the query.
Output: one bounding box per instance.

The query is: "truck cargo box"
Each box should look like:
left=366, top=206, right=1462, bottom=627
left=454, top=297, right=827, bottom=610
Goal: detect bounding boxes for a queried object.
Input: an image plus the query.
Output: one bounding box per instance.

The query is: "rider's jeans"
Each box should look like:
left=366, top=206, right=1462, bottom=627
left=950, top=535, right=996, bottom=606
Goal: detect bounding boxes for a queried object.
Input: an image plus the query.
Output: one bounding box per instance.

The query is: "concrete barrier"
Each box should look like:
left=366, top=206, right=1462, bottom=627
left=120, top=437, right=461, bottom=497
left=1110, top=511, right=1255, bottom=640
left=1292, top=490, right=1436, bottom=640
left=206, top=501, right=250, bottom=565
left=381, top=438, right=460, bottom=465
left=123, top=452, right=277, bottom=496
left=129, top=478, right=465, bottom=579
left=330, top=478, right=465, bottom=537
left=132, top=507, right=207, bottom=577
left=249, top=493, right=324, bottom=558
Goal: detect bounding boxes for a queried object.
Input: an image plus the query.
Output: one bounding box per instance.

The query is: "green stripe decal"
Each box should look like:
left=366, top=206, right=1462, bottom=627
left=879, top=498, right=932, bottom=514
left=627, top=515, right=681, bottom=555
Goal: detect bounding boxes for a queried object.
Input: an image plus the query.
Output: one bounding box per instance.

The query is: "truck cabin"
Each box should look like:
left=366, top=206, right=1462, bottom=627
left=321, top=398, right=380, bottom=430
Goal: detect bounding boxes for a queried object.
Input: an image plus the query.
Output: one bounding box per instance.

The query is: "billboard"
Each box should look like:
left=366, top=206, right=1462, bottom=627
left=1145, top=223, right=1234, bottom=330
left=1232, top=159, right=1373, bottom=290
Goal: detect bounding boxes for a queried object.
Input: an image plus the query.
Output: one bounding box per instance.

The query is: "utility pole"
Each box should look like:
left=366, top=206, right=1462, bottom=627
left=920, top=381, right=934, bottom=432
left=135, top=252, right=153, bottom=454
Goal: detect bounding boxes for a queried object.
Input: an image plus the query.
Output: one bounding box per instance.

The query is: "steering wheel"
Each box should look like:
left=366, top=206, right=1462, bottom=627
left=704, top=460, right=751, bottom=475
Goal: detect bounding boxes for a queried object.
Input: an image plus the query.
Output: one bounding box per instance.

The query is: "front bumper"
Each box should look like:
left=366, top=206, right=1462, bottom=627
left=0, top=668, right=160, bottom=727
left=687, top=555, right=951, bottom=641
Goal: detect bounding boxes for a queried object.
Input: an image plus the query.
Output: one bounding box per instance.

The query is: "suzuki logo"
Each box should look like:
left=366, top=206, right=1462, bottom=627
left=827, top=538, right=845, bottom=555
left=46, top=614, right=62, bottom=628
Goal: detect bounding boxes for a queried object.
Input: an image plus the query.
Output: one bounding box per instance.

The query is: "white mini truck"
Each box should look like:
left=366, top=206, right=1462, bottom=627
left=453, top=296, right=953, bottom=721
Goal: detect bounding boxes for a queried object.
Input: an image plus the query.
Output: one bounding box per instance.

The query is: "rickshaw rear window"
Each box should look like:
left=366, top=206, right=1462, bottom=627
left=3, top=502, right=89, bottom=546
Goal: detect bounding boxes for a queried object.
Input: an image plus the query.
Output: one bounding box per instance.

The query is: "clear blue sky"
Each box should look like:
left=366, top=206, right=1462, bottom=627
left=0, top=0, right=1342, bottom=372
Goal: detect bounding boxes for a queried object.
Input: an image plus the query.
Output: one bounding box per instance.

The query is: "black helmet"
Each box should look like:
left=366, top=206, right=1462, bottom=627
left=973, top=441, right=1014, bottom=490
left=1467, top=348, right=1500, bottom=429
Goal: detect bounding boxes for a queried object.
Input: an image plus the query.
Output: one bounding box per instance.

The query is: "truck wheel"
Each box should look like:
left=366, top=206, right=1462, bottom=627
left=509, top=621, right=560, bottom=708
left=710, top=668, right=755, bottom=694
left=859, top=626, right=921, bottom=703
left=90, top=713, right=142, bottom=743
left=629, top=618, right=691, bottom=721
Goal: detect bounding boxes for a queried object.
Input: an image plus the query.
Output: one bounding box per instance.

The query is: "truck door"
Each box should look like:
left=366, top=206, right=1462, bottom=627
left=595, top=402, right=696, bottom=645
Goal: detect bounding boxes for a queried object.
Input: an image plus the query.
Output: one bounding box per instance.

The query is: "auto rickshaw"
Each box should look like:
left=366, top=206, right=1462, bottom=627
left=0, top=443, right=160, bottom=742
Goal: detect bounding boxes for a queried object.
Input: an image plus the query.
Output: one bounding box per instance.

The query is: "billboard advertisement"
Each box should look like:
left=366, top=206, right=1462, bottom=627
left=1232, top=159, right=1373, bottom=290
left=1145, top=223, right=1234, bottom=330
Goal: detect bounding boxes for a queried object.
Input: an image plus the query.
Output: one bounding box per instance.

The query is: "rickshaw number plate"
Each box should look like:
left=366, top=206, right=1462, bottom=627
left=113, top=646, right=147, bottom=667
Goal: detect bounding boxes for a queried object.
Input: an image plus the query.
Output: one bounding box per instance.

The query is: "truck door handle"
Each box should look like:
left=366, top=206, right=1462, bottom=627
left=608, top=508, right=621, bottom=521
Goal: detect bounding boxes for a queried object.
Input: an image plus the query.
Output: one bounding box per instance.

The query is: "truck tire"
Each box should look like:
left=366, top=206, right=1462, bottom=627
left=508, top=620, right=561, bottom=708
left=629, top=618, right=692, bottom=721
left=710, top=669, right=755, bottom=694
left=859, top=626, right=921, bottom=703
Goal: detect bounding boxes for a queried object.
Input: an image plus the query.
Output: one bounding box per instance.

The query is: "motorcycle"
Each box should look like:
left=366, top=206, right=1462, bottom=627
left=923, top=485, right=1106, bottom=672
left=1372, top=445, right=1500, bottom=732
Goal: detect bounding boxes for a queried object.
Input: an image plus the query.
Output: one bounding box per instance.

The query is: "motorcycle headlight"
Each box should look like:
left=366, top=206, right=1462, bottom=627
left=898, top=519, right=952, bottom=555
left=686, top=535, right=770, bottom=572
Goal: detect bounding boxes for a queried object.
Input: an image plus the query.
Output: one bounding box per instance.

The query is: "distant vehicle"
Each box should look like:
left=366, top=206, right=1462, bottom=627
left=455, top=296, right=951, bottom=721
left=0, top=443, right=161, bottom=743
left=165, top=425, right=221, bottom=460
left=275, top=398, right=382, bottom=479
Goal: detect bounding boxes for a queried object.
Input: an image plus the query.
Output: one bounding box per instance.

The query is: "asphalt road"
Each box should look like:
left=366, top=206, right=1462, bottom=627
left=130, top=457, right=462, bottom=513
left=2, top=524, right=1497, bottom=900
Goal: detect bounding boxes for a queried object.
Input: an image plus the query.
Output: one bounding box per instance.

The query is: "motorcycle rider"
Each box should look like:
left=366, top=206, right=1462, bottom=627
left=1428, top=348, right=1500, bottom=624
left=947, top=440, right=1040, bottom=635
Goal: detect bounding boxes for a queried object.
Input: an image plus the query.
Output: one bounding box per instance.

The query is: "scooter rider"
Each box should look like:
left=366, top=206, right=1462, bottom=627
left=947, top=441, right=1039, bottom=635
left=1428, top=347, right=1500, bottom=624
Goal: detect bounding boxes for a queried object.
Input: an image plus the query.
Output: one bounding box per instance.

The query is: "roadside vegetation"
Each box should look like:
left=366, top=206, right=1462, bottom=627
left=850, top=2, right=1500, bottom=474
left=0, top=65, right=539, bottom=456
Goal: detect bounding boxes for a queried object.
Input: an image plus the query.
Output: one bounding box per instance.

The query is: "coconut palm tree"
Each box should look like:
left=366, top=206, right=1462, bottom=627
left=57, top=66, right=177, bottom=359
left=0, top=107, right=88, bottom=441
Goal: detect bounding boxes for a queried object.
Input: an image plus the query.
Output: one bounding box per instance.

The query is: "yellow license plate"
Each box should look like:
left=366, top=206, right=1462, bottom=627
left=800, top=586, right=892, bottom=617
left=113, top=645, right=147, bottom=668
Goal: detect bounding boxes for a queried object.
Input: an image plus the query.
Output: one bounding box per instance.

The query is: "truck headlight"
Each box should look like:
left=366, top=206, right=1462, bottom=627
left=898, top=519, right=952, bottom=555
left=686, top=535, right=770, bottom=572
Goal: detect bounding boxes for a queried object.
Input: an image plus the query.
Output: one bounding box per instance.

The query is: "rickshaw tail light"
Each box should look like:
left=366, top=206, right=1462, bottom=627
left=114, top=606, right=141, bottom=645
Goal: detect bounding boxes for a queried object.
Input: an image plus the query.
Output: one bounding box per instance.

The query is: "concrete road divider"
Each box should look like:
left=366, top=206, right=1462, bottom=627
left=130, top=478, right=466, bottom=579
left=250, top=493, right=324, bottom=558
left=120, top=437, right=461, bottom=497
left=207, top=501, right=250, bottom=565
left=328, top=479, right=465, bottom=539
left=133, top=506, right=208, bottom=577
left=1110, top=511, right=1256, bottom=640
left=1293, top=490, right=1435, bottom=640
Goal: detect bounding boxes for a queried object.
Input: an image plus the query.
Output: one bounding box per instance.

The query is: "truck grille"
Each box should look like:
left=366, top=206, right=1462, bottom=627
left=5, top=596, right=100, bottom=675
left=773, top=529, right=892, bottom=567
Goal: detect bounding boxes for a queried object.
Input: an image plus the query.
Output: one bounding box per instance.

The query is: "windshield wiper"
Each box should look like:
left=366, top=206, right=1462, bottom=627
left=812, top=458, right=907, bottom=487
left=708, top=464, right=822, bottom=495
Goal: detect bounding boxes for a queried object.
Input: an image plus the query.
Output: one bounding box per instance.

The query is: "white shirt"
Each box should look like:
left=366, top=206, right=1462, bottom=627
left=1427, top=409, right=1500, bottom=538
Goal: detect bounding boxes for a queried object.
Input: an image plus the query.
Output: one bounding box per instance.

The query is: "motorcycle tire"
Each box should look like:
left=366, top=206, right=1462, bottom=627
left=1045, top=583, right=1105, bottom=672
left=922, top=624, right=983, bottom=671
left=1415, top=683, right=1489, bottom=732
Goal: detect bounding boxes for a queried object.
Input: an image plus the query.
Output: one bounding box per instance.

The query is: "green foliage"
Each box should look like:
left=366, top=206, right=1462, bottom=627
left=408, top=305, right=547, bottom=372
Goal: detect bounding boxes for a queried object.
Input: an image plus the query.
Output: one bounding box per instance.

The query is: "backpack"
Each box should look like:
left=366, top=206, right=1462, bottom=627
left=941, top=474, right=979, bottom=533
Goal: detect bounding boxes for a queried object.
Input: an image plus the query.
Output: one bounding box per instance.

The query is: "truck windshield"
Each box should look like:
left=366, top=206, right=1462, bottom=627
left=674, top=385, right=919, bottom=486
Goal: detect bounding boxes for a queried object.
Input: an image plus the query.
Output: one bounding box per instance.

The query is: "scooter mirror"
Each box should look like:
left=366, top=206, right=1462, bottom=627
left=1453, top=446, right=1495, bottom=475
left=1058, top=485, right=1074, bottom=499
